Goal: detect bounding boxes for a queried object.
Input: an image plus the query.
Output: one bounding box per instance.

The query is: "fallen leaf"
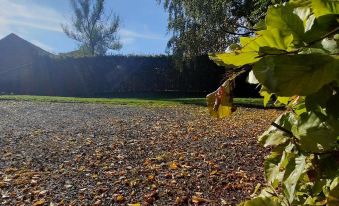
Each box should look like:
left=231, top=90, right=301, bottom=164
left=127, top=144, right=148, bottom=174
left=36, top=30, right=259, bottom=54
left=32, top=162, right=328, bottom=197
left=191, top=196, right=211, bottom=204
left=93, top=200, right=102, bottom=205
left=65, top=184, right=73, bottom=189
left=0, top=182, right=6, bottom=188
left=33, top=199, right=46, bottom=206
left=39, top=190, right=48, bottom=196
left=169, top=162, right=178, bottom=170
left=175, top=196, right=188, bottom=205
left=128, top=203, right=141, bottom=206
left=147, top=175, right=155, bottom=181
left=210, top=170, right=218, bottom=175
left=31, top=179, right=38, bottom=185
left=221, top=198, right=229, bottom=205
left=144, top=190, right=158, bottom=204
left=116, top=194, right=124, bottom=202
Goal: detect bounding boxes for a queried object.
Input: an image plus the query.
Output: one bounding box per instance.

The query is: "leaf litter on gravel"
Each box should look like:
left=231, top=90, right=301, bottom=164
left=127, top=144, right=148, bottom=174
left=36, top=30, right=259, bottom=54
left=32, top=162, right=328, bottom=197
left=0, top=101, right=282, bottom=205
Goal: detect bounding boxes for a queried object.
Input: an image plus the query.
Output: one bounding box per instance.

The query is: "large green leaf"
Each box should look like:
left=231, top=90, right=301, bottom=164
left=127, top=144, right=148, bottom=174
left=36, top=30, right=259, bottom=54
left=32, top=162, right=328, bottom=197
left=258, top=47, right=290, bottom=56
left=209, top=51, right=259, bottom=68
left=328, top=177, right=339, bottom=206
left=303, top=196, right=327, bottom=205
left=327, top=91, right=339, bottom=119
left=253, top=19, right=267, bottom=31
left=276, top=97, right=290, bottom=105
left=305, top=85, right=333, bottom=116
left=243, top=29, right=294, bottom=52
left=209, top=29, right=294, bottom=68
left=264, top=151, right=284, bottom=188
left=293, top=101, right=307, bottom=116
left=318, top=155, right=339, bottom=179
left=283, top=155, right=307, bottom=203
left=321, top=37, right=339, bottom=53
left=253, top=54, right=339, bottom=96
left=259, top=113, right=296, bottom=147
left=266, top=4, right=305, bottom=41
left=307, top=85, right=339, bottom=119
left=311, top=0, right=339, bottom=17
left=264, top=145, right=295, bottom=188
left=292, top=112, right=339, bottom=153
left=303, top=14, right=339, bottom=44
left=242, top=197, right=282, bottom=206
left=259, top=86, right=272, bottom=107
left=293, top=6, right=315, bottom=32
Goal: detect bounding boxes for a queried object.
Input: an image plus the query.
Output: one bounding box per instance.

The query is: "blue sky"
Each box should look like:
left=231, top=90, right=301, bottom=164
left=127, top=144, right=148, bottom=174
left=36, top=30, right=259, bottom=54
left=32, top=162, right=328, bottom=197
left=0, top=0, right=170, bottom=55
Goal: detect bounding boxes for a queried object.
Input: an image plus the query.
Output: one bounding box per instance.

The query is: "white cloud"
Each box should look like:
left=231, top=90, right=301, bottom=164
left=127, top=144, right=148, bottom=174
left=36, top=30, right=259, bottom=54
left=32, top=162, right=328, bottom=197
left=5, top=19, right=62, bottom=33
left=120, top=37, right=136, bottom=45
left=30, top=39, right=55, bottom=53
left=0, top=0, right=64, bottom=33
left=120, top=28, right=167, bottom=41
left=0, top=18, right=10, bottom=37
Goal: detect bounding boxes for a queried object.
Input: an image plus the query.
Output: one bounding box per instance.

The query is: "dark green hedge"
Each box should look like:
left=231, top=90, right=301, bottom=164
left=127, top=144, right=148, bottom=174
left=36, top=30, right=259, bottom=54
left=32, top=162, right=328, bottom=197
left=0, top=55, right=259, bottom=98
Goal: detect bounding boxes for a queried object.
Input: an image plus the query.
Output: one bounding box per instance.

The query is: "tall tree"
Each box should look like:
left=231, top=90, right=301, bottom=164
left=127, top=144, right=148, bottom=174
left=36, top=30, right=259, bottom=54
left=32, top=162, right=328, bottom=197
left=158, top=0, right=287, bottom=61
left=62, top=0, right=122, bottom=56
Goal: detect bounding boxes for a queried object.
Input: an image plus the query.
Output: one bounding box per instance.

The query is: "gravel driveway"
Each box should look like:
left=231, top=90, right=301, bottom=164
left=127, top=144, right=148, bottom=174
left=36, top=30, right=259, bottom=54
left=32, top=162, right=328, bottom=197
left=0, top=101, right=281, bottom=206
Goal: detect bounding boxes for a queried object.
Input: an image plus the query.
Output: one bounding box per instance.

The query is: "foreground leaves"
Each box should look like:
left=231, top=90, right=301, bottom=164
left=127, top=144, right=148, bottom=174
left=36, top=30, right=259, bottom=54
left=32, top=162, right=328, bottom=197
left=209, top=0, right=339, bottom=205
left=253, top=54, right=339, bottom=96
left=311, top=0, right=339, bottom=17
left=241, top=197, right=281, bottom=206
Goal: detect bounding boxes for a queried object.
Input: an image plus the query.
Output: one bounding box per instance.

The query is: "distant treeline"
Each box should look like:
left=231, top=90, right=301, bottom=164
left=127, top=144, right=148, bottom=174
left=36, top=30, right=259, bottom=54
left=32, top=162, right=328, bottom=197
left=0, top=55, right=259, bottom=98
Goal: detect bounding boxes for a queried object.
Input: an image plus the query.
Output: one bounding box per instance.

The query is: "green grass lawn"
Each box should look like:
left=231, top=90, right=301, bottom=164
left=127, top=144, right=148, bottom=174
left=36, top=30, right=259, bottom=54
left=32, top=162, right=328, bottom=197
left=0, top=95, right=268, bottom=107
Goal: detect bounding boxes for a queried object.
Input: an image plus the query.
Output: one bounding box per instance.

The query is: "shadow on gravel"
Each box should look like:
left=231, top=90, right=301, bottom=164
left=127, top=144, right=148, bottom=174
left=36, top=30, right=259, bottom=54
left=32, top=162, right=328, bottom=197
left=166, top=98, right=284, bottom=109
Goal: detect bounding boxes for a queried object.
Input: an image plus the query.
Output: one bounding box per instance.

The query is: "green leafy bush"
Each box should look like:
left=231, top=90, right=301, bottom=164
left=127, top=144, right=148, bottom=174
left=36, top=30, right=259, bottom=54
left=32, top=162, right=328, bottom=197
left=208, top=0, right=339, bottom=205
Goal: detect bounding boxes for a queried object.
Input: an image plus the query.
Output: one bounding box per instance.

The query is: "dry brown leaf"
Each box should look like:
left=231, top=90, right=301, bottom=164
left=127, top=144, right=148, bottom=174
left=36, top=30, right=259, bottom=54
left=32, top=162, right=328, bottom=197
left=116, top=194, right=125, bottom=202
left=169, top=162, right=179, bottom=170
left=33, top=199, right=46, bottom=206
left=147, top=175, right=155, bottom=181
left=175, top=196, right=188, bottom=205
left=93, top=200, right=102, bottom=205
left=191, top=196, right=211, bottom=204
left=128, top=203, right=141, bottom=206
left=0, top=182, right=6, bottom=188
left=210, top=170, right=218, bottom=176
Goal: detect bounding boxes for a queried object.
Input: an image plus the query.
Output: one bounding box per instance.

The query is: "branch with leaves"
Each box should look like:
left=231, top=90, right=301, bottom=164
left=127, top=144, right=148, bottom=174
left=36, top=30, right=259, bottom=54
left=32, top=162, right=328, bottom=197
left=208, top=0, right=339, bottom=205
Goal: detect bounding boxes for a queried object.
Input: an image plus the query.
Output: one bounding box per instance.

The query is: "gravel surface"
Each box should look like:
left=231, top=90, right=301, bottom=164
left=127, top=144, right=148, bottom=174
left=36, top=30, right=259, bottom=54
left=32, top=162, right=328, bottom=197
left=0, top=101, right=282, bottom=206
